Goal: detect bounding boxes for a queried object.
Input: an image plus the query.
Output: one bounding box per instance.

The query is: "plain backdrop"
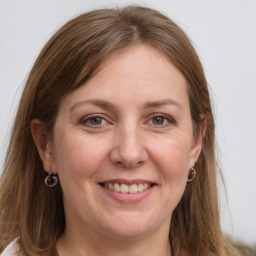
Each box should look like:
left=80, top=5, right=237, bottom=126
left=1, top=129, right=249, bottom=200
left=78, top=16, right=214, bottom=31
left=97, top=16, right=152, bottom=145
left=0, top=0, right=255, bottom=245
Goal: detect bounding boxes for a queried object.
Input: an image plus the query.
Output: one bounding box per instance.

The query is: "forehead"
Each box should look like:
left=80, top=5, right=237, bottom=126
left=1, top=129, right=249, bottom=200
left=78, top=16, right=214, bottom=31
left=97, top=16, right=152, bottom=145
left=96, top=44, right=185, bottom=86
left=60, top=44, right=189, bottom=110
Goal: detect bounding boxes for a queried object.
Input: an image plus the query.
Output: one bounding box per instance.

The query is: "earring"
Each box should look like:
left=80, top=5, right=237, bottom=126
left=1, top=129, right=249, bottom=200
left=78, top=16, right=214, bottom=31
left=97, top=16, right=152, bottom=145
left=187, top=165, right=196, bottom=182
left=45, top=172, right=58, bottom=187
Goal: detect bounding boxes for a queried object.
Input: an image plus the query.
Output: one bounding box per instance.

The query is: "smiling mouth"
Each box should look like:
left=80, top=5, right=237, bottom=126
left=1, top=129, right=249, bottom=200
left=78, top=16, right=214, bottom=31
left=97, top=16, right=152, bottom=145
left=99, top=183, right=156, bottom=194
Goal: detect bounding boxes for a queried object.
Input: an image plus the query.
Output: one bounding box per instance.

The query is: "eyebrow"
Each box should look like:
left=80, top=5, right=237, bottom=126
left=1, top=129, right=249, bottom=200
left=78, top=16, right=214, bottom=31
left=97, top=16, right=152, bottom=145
left=70, top=98, right=183, bottom=112
left=70, top=99, right=115, bottom=112
left=143, top=99, right=183, bottom=109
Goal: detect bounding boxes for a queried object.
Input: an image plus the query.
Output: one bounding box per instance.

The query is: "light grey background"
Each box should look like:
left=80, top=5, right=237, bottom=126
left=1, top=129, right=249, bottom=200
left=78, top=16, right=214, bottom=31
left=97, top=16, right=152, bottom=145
left=0, top=0, right=255, bottom=245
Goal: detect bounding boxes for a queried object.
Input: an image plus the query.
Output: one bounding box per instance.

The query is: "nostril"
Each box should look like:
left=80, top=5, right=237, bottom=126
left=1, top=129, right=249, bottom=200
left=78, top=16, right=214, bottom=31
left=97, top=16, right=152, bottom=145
left=135, top=161, right=144, bottom=167
left=110, top=145, right=148, bottom=168
left=115, top=160, right=144, bottom=168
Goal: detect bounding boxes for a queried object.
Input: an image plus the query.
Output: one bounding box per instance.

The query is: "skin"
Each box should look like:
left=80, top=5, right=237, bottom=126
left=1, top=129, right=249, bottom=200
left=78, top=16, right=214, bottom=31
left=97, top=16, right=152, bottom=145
left=32, top=44, right=203, bottom=256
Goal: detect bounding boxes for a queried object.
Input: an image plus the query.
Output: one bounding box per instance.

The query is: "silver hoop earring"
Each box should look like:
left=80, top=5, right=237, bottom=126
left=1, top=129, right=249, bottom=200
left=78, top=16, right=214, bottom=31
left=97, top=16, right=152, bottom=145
left=45, top=172, right=58, bottom=187
left=187, top=165, right=196, bottom=182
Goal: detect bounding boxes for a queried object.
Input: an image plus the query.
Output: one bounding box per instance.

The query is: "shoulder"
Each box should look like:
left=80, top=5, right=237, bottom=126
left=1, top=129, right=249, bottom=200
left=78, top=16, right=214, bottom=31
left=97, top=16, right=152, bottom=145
left=1, top=239, right=20, bottom=256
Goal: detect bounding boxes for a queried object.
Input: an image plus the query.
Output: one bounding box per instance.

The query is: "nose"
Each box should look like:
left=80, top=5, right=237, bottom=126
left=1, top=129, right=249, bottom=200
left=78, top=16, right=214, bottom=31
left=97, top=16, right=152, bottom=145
left=110, top=125, right=148, bottom=168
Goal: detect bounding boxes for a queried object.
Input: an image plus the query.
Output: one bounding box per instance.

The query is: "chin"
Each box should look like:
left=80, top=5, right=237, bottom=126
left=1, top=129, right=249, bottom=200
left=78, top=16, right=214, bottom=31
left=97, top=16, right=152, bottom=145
left=103, top=225, right=152, bottom=240
left=99, top=212, right=162, bottom=240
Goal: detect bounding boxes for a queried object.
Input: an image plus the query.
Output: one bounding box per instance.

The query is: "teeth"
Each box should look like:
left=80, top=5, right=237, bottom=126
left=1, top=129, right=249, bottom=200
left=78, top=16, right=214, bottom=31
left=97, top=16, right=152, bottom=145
left=143, top=183, right=149, bottom=190
left=105, top=182, right=153, bottom=194
left=129, top=184, right=138, bottom=193
left=120, top=184, right=129, bottom=193
left=114, top=183, right=120, bottom=192
left=138, top=183, right=144, bottom=192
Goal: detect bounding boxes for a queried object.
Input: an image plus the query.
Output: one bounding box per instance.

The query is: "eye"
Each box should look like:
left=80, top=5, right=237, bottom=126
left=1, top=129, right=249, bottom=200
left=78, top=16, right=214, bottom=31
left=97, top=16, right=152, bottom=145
left=79, top=115, right=109, bottom=127
left=148, top=114, right=176, bottom=127
left=88, top=117, right=104, bottom=125
left=151, top=116, right=166, bottom=125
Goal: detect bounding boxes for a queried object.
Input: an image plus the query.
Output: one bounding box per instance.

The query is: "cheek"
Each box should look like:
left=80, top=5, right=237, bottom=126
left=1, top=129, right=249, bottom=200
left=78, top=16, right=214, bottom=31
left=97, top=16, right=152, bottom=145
left=149, top=137, right=191, bottom=201
left=152, top=138, right=192, bottom=176
left=52, top=130, right=109, bottom=179
left=152, top=140, right=190, bottom=210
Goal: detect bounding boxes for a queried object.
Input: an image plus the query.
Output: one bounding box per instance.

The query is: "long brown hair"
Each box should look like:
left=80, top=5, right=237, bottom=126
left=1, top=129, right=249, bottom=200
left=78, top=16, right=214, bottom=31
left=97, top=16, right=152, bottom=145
left=0, top=6, right=239, bottom=256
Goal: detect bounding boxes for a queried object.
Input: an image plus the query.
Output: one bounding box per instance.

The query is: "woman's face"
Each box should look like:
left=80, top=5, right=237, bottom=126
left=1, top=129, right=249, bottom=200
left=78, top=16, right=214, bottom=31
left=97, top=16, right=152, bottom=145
left=45, top=44, right=202, bottom=239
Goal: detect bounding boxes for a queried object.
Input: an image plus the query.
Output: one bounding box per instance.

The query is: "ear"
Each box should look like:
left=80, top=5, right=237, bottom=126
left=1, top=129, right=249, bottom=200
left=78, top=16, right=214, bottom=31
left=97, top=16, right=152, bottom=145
left=190, top=114, right=207, bottom=166
left=31, top=119, right=56, bottom=174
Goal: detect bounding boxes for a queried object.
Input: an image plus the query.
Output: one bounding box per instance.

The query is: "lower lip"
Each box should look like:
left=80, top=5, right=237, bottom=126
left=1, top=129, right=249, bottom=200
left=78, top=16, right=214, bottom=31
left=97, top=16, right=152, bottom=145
left=100, top=185, right=155, bottom=203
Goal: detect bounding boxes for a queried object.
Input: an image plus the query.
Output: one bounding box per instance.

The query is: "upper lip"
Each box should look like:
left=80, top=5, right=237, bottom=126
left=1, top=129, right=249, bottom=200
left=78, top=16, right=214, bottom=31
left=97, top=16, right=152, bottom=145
left=98, top=179, right=157, bottom=185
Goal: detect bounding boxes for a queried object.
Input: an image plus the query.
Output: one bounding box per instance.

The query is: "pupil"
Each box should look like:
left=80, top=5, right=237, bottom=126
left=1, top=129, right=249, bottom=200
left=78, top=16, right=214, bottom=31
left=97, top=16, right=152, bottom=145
left=91, top=117, right=102, bottom=125
left=153, top=117, right=164, bottom=125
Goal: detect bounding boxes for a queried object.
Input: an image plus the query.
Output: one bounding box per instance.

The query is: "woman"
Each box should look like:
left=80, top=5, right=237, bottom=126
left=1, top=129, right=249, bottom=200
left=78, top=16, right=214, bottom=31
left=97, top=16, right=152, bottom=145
left=0, top=5, right=240, bottom=256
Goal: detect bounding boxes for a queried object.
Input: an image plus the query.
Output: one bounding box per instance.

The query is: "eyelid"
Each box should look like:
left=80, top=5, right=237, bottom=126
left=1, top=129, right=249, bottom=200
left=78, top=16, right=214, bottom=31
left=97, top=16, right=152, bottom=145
left=147, top=113, right=177, bottom=126
left=78, top=113, right=176, bottom=128
left=79, top=114, right=112, bottom=127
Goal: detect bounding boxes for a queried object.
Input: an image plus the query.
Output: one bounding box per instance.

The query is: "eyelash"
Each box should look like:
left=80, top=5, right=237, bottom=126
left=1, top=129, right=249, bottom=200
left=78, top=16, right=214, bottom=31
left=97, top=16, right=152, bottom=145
left=79, top=114, right=176, bottom=128
left=79, top=115, right=110, bottom=127
left=147, top=114, right=176, bottom=127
